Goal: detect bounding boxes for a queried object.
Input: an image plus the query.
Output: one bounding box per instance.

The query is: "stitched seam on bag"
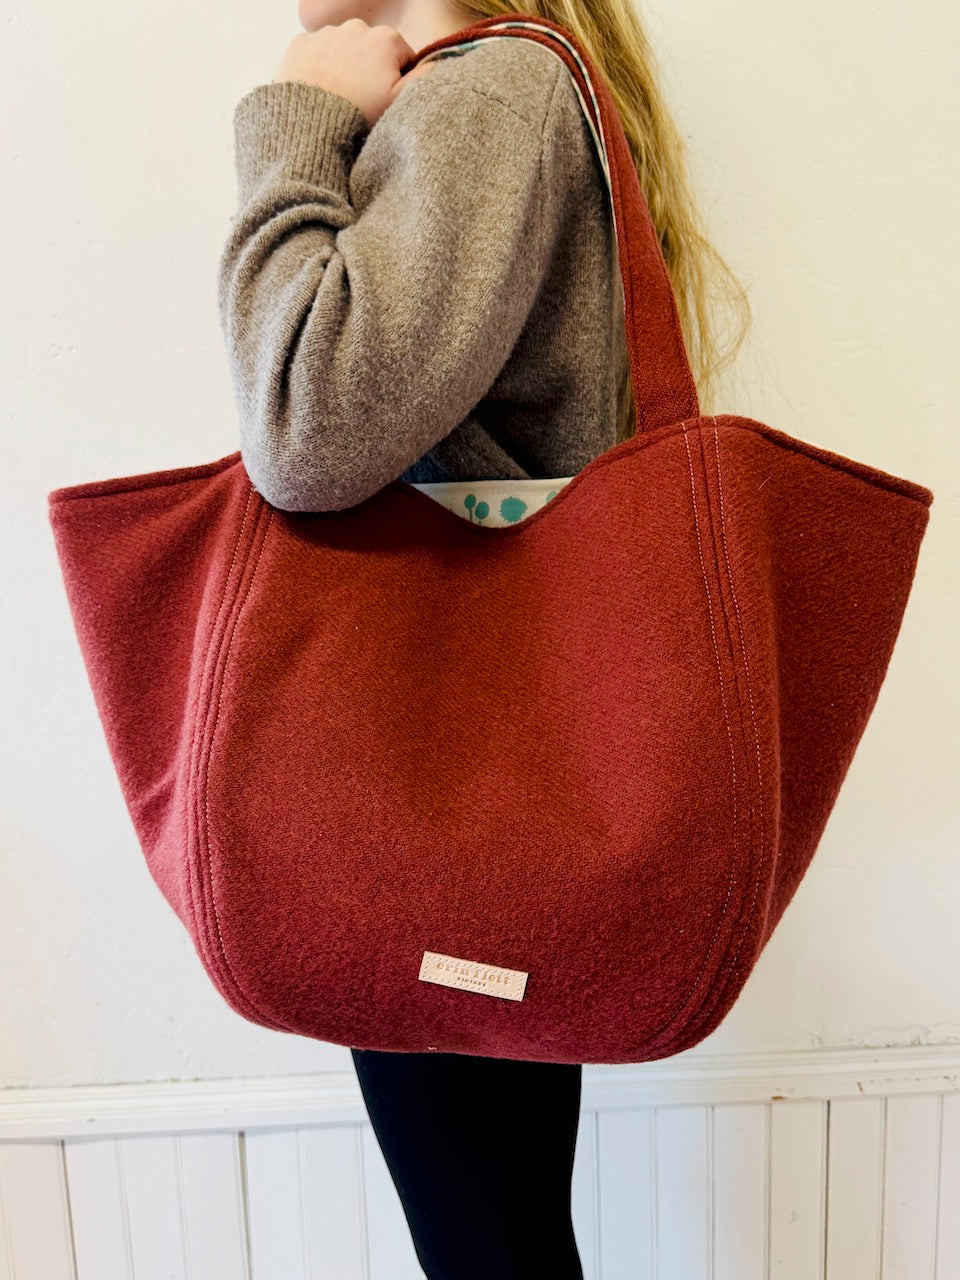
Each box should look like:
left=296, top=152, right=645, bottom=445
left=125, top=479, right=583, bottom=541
left=710, top=417, right=767, bottom=973
left=184, top=484, right=256, bottom=974
left=196, top=502, right=292, bottom=1030
left=683, top=419, right=768, bottom=1044
left=699, top=421, right=763, bottom=996
left=190, top=488, right=273, bottom=1022
left=636, top=422, right=741, bottom=1043
left=202, top=505, right=281, bottom=1025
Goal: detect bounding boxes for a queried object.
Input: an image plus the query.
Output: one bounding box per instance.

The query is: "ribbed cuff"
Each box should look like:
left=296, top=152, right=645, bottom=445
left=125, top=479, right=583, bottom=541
left=233, top=80, right=371, bottom=203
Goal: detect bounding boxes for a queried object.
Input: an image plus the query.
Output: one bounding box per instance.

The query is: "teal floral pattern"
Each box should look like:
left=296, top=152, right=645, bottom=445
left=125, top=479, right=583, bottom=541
left=412, top=478, right=573, bottom=527
left=465, top=491, right=563, bottom=527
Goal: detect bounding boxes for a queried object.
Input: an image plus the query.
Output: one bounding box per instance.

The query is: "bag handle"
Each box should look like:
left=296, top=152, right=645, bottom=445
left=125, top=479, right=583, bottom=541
left=412, top=12, right=701, bottom=435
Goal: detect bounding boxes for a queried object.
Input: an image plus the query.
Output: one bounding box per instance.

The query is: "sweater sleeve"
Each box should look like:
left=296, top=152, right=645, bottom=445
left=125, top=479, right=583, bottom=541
left=216, top=75, right=554, bottom=512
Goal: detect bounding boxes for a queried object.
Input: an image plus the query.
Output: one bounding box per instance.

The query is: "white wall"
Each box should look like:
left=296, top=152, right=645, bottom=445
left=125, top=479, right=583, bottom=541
left=1, top=0, right=956, bottom=1094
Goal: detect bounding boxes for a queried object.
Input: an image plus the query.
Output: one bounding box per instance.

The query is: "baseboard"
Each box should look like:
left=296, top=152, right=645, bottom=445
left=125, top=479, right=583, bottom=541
left=1, top=1043, right=957, bottom=1140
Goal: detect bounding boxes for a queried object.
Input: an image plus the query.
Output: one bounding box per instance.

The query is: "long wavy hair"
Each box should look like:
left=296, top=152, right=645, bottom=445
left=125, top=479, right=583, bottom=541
left=454, top=0, right=752, bottom=434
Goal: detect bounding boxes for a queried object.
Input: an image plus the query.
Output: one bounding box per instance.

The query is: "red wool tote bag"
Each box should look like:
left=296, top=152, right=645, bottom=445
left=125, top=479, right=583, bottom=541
left=46, top=14, right=934, bottom=1064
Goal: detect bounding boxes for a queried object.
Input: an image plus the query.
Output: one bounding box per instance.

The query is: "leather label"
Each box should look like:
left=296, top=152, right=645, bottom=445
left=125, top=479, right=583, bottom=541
left=419, top=950, right=528, bottom=1001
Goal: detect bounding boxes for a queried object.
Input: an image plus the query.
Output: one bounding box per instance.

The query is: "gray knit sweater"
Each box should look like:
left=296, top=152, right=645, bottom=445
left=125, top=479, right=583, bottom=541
left=217, top=34, right=629, bottom=512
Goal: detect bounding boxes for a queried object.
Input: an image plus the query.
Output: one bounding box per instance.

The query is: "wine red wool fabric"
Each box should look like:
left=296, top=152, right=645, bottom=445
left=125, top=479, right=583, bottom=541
left=47, top=15, right=933, bottom=1064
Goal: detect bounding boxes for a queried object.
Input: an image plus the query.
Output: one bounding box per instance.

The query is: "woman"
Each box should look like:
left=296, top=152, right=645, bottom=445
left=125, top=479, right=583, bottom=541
left=217, top=0, right=749, bottom=1274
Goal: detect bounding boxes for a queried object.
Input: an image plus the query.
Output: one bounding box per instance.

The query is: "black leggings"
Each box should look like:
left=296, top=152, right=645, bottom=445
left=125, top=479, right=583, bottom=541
left=351, top=1047, right=585, bottom=1280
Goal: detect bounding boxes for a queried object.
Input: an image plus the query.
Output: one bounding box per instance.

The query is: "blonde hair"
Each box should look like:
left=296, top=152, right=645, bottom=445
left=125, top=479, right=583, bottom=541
left=452, top=0, right=752, bottom=435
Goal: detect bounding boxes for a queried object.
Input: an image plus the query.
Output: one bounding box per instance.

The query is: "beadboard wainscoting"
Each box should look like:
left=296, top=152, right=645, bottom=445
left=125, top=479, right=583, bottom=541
left=0, top=1045, right=958, bottom=1280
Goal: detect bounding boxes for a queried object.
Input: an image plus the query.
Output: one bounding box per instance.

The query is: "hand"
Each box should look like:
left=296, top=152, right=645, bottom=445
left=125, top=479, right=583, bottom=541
left=273, top=17, right=438, bottom=129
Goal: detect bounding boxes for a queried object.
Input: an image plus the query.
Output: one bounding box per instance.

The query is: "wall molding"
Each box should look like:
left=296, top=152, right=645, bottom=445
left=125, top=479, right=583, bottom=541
left=1, top=1043, right=957, bottom=1140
